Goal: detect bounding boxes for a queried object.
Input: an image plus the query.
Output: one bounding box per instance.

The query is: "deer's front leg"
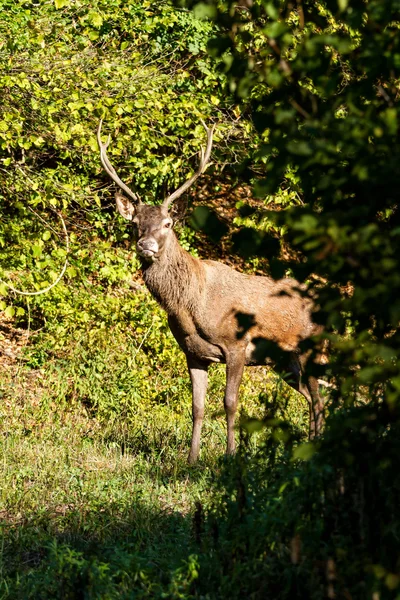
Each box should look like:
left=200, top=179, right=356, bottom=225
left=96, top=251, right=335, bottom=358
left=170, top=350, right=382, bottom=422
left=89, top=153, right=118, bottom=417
left=225, top=350, right=245, bottom=456
left=187, top=356, right=209, bottom=464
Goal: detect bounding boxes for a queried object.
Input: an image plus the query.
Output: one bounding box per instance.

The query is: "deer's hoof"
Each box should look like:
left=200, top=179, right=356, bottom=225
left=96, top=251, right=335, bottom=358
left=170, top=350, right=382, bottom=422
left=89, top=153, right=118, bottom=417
left=188, top=452, right=199, bottom=465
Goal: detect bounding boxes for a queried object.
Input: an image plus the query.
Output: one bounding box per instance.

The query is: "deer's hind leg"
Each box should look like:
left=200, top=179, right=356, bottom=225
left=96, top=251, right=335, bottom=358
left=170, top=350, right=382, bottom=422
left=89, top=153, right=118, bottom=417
left=304, top=373, right=324, bottom=438
left=187, top=357, right=209, bottom=464
left=286, top=353, right=324, bottom=439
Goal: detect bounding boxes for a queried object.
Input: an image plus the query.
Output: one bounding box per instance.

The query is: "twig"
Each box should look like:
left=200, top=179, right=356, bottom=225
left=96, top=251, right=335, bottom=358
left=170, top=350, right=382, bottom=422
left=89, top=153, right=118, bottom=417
left=133, top=318, right=155, bottom=359
left=289, top=98, right=311, bottom=119
left=296, top=0, right=305, bottom=29
left=27, top=206, right=62, bottom=240
left=377, top=84, right=393, bottom=106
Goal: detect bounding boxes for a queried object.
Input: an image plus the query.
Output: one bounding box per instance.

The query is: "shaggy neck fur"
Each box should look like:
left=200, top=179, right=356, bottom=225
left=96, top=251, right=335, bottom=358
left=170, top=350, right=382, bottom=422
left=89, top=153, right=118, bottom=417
left=141, top=232, right=205, bottom=316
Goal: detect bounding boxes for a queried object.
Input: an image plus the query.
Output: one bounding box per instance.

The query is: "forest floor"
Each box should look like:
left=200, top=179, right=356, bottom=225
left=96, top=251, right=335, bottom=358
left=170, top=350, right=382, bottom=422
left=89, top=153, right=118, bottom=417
left=0, top=312, right=307, bottom=597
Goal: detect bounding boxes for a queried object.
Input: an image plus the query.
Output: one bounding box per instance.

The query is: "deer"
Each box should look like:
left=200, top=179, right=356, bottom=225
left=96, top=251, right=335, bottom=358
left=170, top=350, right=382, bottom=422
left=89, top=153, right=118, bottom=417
left=97, top=120, right=325, bottom=464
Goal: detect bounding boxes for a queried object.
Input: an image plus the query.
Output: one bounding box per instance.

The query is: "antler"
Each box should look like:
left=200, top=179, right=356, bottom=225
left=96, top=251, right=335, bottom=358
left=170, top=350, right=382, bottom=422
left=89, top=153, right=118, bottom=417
left=162, top=120, right=215, bottom=208
left=97, top=120, right=142, bottom=204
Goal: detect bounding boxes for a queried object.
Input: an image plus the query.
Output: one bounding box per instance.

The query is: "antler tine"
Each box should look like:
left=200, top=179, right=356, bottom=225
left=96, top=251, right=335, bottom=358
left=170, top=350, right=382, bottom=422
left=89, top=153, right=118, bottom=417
left=163, top=120, right=215, bottom=208
left=97, top=120, right=142, bottom=204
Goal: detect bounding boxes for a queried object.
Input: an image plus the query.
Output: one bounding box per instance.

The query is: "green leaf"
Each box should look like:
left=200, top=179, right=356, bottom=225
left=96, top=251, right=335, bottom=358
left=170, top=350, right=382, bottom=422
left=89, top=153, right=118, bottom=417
left=286, top=140, right=313, bottom=156
left=32, top=245, right=42, bottom=258
left=391, top=376, right=400, bottom=391
left=385, top=573, right=400, bottom=590
left=278, top=481, right=289, bottom=494
left=87, top=30, right=99, bottom=41
left=264, top=2, right=279, bottom=19
left=4, top=306, right=15, bottom=318
left=382, top=108, right=398, bottom=136
left=87, top=10, right=103, bottom=28
left=193, top=3, right=217, bottom=20
left=242, top=418, right=264, bottom=434
left=292, top=442, right=316, bottom=461
left=263, top=22, right=288, bottom=39
left=54, top=0, right=69, bottom=8
left=67, top=266, right=77, bottom=278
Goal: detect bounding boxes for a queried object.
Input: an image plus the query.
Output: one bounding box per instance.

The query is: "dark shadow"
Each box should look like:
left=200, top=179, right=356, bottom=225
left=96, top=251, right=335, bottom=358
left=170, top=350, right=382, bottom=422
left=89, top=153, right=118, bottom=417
left=234, top=310, right=288, bottom=364
left=0, top=495, right=196, bottom=598
left=235, top=312, right=257, bottom=341
left=97, top=429, right=222, bottom=485
left=233, top=309, right=293, bottom=365
left=233, top=308, right=327, bottom=379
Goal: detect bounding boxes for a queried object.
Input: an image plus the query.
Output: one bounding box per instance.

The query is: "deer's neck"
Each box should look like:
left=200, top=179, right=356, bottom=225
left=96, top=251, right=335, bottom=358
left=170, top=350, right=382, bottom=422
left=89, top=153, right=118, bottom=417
left=141, top=234, right=205, bottom=316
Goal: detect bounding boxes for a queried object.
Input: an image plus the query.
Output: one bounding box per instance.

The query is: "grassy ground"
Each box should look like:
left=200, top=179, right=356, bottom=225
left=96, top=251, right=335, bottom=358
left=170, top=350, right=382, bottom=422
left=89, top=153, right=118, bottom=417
left=0, top=297, right=308, bottom=598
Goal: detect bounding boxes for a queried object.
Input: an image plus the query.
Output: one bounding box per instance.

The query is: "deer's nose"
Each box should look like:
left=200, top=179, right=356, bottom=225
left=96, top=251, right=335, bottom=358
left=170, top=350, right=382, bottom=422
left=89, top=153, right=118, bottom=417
left=137, top=238, right=155, bottom=250
left=137, top=237, right=159, bottom=258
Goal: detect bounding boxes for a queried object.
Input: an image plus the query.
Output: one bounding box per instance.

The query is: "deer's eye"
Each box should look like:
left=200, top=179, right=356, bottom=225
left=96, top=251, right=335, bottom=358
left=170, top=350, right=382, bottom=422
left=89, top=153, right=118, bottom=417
left=164, top=221, right=173, bottom=229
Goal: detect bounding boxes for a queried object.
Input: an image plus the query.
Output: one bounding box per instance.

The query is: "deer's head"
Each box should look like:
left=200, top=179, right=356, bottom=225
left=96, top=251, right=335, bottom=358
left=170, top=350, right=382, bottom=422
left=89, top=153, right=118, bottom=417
left=97, top=120, right=214, bottom=262
left=114, top=197, right=172, bottom=261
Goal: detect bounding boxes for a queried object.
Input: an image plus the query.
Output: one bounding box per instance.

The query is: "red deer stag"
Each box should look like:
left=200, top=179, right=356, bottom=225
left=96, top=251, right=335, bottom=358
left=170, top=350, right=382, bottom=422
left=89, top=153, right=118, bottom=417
left=97, top=120, right=324, bottom=464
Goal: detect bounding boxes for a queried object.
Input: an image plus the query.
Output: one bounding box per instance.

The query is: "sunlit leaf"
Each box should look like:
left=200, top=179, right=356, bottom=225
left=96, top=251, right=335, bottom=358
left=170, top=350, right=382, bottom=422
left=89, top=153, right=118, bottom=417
left=4, top=306, right=15, bottom=318
left=292, top=442, right=316, bottom=461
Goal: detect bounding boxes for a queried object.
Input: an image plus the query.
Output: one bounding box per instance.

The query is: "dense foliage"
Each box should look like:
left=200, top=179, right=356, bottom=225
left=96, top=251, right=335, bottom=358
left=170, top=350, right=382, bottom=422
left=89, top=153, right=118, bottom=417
left=1, top=0, right=400, bottom=598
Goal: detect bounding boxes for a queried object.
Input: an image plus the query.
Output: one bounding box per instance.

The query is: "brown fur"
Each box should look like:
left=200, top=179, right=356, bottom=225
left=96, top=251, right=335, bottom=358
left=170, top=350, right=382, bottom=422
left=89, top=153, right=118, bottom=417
left=116, top=198, right=325, bottom=463
left=144, top=235, right=206, bottom=316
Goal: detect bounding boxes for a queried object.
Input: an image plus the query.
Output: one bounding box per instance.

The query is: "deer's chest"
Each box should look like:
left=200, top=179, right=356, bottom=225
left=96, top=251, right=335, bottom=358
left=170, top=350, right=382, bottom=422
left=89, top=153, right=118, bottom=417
left=167, top=314, right=224, bottom=364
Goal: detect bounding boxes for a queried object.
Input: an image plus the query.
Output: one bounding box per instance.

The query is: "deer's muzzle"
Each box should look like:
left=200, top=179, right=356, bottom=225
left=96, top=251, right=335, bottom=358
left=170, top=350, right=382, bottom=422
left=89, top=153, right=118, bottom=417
left=136, top=237, right=159, bottom=260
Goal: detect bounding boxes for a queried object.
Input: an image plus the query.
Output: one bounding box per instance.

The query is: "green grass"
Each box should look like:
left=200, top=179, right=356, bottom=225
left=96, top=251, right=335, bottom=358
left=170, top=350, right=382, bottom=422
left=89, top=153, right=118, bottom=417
left=2, top=285, right=396, bottom=600
left=0, top=297, right=308, bottom=598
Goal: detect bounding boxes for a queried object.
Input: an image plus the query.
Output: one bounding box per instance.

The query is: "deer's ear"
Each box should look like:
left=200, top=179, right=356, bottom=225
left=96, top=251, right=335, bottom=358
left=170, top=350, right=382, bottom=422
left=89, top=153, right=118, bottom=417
left=115, top=192, right=136, bottom=221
